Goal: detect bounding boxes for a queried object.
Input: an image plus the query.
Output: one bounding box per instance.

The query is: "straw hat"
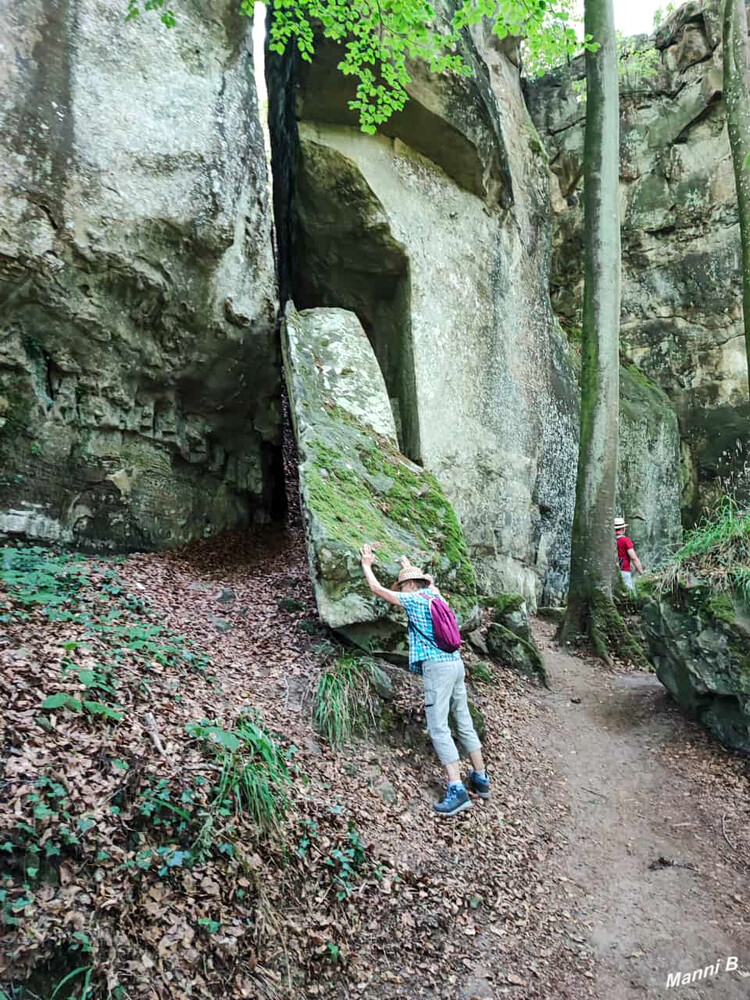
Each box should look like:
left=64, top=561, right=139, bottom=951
left=394, top=563, right=433, bottom=590
left=614, top=516, right=628, bottom=530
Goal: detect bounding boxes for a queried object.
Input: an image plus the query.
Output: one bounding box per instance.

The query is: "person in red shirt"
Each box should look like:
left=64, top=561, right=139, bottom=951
left=615, top=517, right=644, bottom=591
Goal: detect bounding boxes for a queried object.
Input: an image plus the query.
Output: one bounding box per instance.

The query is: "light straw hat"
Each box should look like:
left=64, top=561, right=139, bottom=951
left=393, top=563, right=433, bottom=590
left=614, top=517, right=628, bottom=529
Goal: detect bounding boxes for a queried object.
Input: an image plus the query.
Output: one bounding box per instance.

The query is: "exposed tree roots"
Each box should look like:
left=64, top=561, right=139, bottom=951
left=559, top=588, right=649, bottom=669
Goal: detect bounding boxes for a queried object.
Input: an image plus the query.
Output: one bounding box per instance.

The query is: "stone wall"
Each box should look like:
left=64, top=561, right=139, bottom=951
left=526, top=0, right=750, bottom=520
left=0, top=0, right=281, bottom=549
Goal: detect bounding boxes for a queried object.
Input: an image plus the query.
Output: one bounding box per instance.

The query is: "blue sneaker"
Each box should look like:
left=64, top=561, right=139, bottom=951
left=468, top=769, right=490, bottom=799
left=434, top=784, right=473, bottom=817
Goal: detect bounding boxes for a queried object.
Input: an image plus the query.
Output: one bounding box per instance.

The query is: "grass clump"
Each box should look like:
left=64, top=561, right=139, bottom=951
left=313, top=654, right=376, bottom=747
left=187, top=714, right=293, bottom=847
left=659, top=498, right=750, bottom=603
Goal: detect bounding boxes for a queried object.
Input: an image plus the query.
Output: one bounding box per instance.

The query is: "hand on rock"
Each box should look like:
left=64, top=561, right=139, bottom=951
left=360, top=543, right=376, bottom=568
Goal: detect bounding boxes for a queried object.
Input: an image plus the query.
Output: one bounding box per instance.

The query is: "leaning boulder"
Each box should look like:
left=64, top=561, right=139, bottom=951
left=642, top=586, right=750, bottom=752
left=282, top=304, right=477, bottom=653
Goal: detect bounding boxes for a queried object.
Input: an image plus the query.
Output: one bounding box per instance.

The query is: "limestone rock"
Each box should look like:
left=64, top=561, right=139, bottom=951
left=0, top=0, right=280, bottom=550
left=642, top=587, right=750, bottom=752
left=487, top=623, right=548, bottom=686
left=618, top=365, right=683, bottom=570
left=484, top=593, right=549, bottom=686
left=282, top=303, right=478, bottom=651
left=527, top=4, right=750, bottom=515
left=268, top=18, right=581, bottom=608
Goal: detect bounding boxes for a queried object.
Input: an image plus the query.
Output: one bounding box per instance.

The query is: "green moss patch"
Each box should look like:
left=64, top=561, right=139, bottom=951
left=481, top=593, right=525, bottom=617
left=706, top=593, right=736, bottom=626
left=302, top=405, right=476, bottom=616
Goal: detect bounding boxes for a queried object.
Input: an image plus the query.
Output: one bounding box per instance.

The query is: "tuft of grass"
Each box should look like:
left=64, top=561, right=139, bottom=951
left=187, top=714, right=293, bottom=849
left=659, top=498, right=750, bottom=603
left=313, top=655, right=375, bottom=747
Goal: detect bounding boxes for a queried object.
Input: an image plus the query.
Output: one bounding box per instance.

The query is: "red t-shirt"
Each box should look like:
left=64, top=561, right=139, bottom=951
left=617, top=535, right=633, bottom=572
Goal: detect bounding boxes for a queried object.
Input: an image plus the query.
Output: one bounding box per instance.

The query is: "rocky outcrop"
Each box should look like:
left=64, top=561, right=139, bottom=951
left=527, top=2, right=750, bottom=519
left=483, top=593, right=549, bottom=685
left=282, top=303, right=477, bottom=652
left=0, top=0, right=280, bottom=550
left=268, top=27, right=582, bottom=608
left=267, top=17, right=687, bottom=606
left=642, top=585, right=750, bottom=751
left=618, top=365, right=682, bottom=569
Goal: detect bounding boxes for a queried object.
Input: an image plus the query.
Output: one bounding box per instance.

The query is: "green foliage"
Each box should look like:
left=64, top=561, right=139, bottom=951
left=570, top=33, right=661, bottom=103
left=126, top=0, right=175, bottom=27
left=659, top=498, right=750, bottom=603
left=313, top=654, right=375, bottom=746
left=653, top=1, right=676, bottom=28
left=50, top=965, right=93, bottom=1000
left=127, top=0, right=591, bottom=132
left=187, top=714, right=294, bottom=847
left=1, top=544, right=212, bottom=689
left=324, top=821, right=367, bottom=898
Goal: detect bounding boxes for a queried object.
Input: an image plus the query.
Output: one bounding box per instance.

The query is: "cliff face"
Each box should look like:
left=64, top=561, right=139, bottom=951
left=269, top=28, right=583, bottom=606
left=268, top=24, right=684, bottom=604
left=527, top=2, right=750, bottom=519
left=1, top=0, right=689, bottom=608
left=0, top=0, right=281, bottom=550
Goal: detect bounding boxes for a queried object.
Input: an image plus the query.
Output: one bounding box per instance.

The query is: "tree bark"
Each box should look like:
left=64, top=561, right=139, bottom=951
left=724, top=0, right=750, bottom=395
left=561, top=0, right=642, bottom=662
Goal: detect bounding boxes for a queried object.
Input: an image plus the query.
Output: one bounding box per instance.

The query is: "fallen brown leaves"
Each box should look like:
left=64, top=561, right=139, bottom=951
left=1, top=529, right=596, bottom=999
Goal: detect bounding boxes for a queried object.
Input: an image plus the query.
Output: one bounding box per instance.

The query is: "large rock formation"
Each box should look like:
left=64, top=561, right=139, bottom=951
left=0, top=0, right=280, bottom=550
left=282, top=303, right=477, bottom=651
left=527, top=2, right=750, bottom=520
left=642, top=584, right=750, bottom=752
left=268, top=19, right=685, bottom=605
left=269, top=29, right=581, bottom=606
left=618, top=364, right=682, bottom=569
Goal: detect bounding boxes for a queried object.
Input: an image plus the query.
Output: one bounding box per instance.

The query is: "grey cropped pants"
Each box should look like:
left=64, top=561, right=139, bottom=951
left=422, top=658, right=482, bottom=766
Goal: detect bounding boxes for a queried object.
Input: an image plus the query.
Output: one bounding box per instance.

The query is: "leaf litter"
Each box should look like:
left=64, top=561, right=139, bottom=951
left=1, top=527, right=600, bottom=999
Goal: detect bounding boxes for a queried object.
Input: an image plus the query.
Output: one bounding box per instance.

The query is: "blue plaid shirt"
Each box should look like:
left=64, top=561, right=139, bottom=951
left=398, top=589, right=460, bottom=675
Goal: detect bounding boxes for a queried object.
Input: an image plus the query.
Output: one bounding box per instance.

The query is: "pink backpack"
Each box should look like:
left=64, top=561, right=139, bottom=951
left=414, top=593, right=462, bottom=653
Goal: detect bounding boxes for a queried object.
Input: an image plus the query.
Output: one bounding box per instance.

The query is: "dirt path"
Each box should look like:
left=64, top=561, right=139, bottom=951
left=532, top=621, right=750, bottom=999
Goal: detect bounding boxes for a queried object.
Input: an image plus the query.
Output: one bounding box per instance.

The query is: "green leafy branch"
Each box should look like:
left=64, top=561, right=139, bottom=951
left=125, top=0, right=591, bottom=131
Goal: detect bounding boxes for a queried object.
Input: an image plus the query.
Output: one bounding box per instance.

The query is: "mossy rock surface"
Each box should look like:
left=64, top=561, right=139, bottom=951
left=283, top=304, right=478, bottom=651
left=487, top=622, right=548, bottom=687
left=641, top=585, right=750, bottom=752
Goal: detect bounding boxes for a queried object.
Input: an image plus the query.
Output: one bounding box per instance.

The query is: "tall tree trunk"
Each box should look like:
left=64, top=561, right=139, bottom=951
left=561, top=0, right=641, bottom=662
left=724, top=0, right=750, bottom=394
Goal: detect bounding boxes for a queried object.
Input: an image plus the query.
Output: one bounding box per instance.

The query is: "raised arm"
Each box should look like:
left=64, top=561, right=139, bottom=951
left=360, top=544, right=402, bottom=606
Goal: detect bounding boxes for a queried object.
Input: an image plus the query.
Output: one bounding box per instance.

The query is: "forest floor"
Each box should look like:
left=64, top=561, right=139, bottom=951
left=2, top=522, right=750, bottom=1000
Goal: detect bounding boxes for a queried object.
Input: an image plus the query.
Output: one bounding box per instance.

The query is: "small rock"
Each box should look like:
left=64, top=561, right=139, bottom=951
left=208, top=614, right=231, bottom=634
left=373, top=780, right=397, bottom=805
left=189, top=582, right=213, bottom=592
left=467, top=630, right=489, bottom=655
left=216, top=588, right=235, bottom=604
left=277, top=597, right=304, bottom=613
left=370, top=664, right=394, bottom=700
